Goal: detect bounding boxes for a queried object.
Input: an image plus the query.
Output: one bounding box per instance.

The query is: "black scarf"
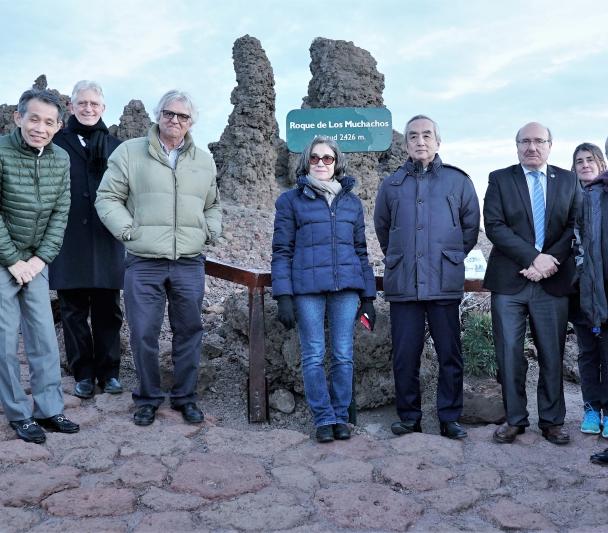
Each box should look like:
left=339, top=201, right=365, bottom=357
left=67, top=114, right=110, bottom=180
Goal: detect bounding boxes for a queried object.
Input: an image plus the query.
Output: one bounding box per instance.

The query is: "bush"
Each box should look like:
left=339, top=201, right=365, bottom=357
left=462, top=311, right=497, bottom=378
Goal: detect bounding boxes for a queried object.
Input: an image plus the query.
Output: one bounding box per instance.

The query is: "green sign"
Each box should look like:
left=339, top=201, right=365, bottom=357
left=286, top=107, right=392, bottom=153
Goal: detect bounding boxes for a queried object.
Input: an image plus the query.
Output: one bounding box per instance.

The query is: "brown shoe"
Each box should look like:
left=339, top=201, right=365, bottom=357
left=541, top=426, right=570, bottom=445
left=493, top=422, right=525, bottom=444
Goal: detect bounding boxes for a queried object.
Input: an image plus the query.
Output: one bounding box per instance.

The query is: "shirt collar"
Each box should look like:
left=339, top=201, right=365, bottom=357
left=521, top=164, right=548, bottom=177
left=158, top=135, right=185, bottom=155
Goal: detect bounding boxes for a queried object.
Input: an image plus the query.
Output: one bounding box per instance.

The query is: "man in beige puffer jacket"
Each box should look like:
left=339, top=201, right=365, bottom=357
left=96, top=90, right=221, bottom=426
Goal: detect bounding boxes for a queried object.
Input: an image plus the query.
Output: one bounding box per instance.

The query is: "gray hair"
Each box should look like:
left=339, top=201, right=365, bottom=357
left=71, top=80, right=104, bottom=103
left=404, top=114, right=441, bottom=143
left=153, top=90, right=198, bottom=125
left=515, top=123, right=553, bottom=143
left=295, top=136, right=348, bottom=178
left=17, top=89, right=63, bottom=119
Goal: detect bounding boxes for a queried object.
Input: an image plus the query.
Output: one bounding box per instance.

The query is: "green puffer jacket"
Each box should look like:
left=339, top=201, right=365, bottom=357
left=0, top=128, right=70, bottom=267
left=95, top=125, right=221, bottom=260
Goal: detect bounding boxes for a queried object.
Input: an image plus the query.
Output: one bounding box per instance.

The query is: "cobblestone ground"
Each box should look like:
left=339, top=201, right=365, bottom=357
left=1, top=373, right=608, bottom=532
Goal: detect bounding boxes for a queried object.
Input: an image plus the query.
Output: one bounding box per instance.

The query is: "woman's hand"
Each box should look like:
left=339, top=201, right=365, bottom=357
left=357, top=298, right=376, bottom=331
left=277, top=295, right=296, bottom=330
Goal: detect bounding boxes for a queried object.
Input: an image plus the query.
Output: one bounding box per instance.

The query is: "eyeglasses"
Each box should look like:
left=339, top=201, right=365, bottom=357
left=162, top=110, right=191, bottom=123
left=75, top=101, right=102, bottom=109
left=516, top=138, right=551, bottom=147
left=309, top=154, right=335, bottom=165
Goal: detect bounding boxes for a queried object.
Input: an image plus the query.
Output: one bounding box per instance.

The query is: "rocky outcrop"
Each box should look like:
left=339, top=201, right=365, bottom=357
left=108, top=100, right=152, bottom=141
left=0, top=74, right=70, bottom=134
left=293, top=38, right=405, bottom=214
left=209, top=35, right=280, bottom=209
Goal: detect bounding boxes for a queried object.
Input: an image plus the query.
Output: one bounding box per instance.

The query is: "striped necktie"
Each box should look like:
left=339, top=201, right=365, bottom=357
left=530, top=170, right=545, bottom=250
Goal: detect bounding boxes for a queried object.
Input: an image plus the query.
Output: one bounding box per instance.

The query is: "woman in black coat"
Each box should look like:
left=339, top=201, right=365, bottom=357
left=50, top=80, right=124, bottom=398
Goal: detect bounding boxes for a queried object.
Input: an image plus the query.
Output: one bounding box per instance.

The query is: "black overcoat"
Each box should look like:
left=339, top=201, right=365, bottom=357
left=49, top=128, right=125, bottom=289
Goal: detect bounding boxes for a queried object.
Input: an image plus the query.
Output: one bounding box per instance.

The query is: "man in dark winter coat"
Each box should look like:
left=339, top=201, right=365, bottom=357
left=484, top=122, right=580, bottom=446
left=0, top=89, right=79, bottom=444
left=50, top=81, right=124, bottom=399
left=374, top=115, right=480, bottom=440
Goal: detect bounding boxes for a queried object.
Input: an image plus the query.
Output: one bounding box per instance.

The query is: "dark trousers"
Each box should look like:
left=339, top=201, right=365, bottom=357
left=491, top=282, right=568, bottom=428
left=390, top=300, right=463, bottom=423
left=124, top=254, right=205, bottom=408
left=572, top=320, right=608, bottom=411
left=58, top=288, right=122, bottom=383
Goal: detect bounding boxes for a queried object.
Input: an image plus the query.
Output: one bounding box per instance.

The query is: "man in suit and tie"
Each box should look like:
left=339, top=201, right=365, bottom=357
left=484, top=122, right=580, bottom=445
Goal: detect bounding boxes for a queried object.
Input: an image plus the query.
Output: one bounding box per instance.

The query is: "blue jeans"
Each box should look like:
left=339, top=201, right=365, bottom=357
left=294, top=291, right=359, bottom=427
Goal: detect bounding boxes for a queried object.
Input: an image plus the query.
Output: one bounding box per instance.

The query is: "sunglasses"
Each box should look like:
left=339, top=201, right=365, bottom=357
left=162, top=109, right=191, bottom=123
left=309, top=154, right=335, bottom=165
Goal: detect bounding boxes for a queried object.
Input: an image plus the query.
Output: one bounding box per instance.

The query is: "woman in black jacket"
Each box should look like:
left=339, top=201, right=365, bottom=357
left=50, top=80, right=124, bottom=399
left=571, top=142, right=608, bottom=437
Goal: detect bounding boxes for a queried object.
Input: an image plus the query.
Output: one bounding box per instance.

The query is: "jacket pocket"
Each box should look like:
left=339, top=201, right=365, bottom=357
left=447, top=194, right=460, bottom=227
left=441, top=249, right=466, bottom=292
left=383, top=253, right=405, bottom=295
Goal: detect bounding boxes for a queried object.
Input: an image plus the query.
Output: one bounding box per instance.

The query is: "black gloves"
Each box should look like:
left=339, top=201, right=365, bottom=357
left=276, top=295, right=296, bottom=330
left=357, top=298, right=376, bottom=331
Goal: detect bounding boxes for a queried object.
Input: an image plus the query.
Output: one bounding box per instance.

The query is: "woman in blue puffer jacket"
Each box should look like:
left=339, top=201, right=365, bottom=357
left=271, top=136, right=376, bottom=443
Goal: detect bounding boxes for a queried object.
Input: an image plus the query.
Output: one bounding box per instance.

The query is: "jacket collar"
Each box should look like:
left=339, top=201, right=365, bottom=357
left=389, top=154, right=443, bottom=186
left=9, top=127, right=56, bottom=157
left=147, top=124, right=194, bottom=163
left=297, top=174, right=355, bottom=199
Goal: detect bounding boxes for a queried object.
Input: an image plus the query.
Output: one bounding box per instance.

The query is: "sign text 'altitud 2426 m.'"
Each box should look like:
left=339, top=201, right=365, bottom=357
left=286, top=107, right=392, bottom=153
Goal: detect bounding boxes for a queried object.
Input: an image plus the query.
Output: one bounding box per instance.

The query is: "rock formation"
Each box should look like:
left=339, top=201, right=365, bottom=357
left=292, top=38, right=406, bottom=214
left=108, top=100, right=153, bottom=141
left=209, top=35, right=281, bottom=209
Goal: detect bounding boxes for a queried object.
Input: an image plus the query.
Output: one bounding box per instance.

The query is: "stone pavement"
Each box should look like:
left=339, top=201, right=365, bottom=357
left=1, top=379, right=608, bottom=532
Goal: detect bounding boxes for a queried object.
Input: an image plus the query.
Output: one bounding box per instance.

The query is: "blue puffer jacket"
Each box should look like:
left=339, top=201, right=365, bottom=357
left=271, top=175, right=376, bottom=298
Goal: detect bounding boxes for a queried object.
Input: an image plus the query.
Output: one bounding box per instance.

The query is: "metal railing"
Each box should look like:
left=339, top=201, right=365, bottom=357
left=205, top=257, right=487, bottom=423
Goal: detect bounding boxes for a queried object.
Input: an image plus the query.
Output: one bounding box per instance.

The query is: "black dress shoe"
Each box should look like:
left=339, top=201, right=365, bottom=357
left=133, top=405, right=158, bottom=426
left=333, top=423, right=351, bottom=440
left=9, top=418, right=46, bottom=444
left=74, top=378, right=94, bottom=399
left=391, top=419, right=422, bottom=436
left=493, top=422, right=525, bottom=444
left=172, top=402, right=204, bottom=424
left=35, top=414, right=80, bottom=434
left=101, top=377, right=123, bottom=394
left=316, top=425, right=334, bottom=443
left=440, top=421, right=467, bottom=440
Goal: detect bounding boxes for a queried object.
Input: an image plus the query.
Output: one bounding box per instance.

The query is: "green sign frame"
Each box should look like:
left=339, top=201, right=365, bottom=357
left=286, top=107, right=392, bottom=153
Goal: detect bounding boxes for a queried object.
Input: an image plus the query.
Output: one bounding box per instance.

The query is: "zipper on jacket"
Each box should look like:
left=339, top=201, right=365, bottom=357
left=329, top=195, right=340, bottom=291
left=173, top=169, right=178, bottom=260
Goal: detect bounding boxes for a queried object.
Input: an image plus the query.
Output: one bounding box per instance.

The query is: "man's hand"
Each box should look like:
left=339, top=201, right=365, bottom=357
left=7, top=260, right=34, bottom=285
left=519, top=266, right=543, bottom=282
left=27, top=256, right=46, bottom=277
left=532, top=253, right=559, bottom=278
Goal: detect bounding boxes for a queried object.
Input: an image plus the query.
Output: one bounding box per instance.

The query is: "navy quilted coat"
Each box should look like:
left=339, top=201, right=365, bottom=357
left=271, top=175, right=375, bottom=298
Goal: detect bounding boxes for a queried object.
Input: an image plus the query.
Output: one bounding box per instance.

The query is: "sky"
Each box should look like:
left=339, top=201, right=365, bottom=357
left=2, top=0, right=608, bottom=201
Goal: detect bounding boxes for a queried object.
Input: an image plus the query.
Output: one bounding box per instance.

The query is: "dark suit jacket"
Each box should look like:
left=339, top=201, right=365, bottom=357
left=483, top=164, right=581, bottom=296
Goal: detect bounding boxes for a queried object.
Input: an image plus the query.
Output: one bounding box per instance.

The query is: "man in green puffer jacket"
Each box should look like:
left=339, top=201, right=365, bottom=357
left=0, top=89, right=80, bottom=444
left=96, top=89, right=221, bottom=427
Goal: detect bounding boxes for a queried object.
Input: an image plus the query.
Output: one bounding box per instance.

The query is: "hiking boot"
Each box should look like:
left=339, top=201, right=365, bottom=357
left=603, top=415, right=608, bottom=439
left=581, top=403, right=601, bottom=434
